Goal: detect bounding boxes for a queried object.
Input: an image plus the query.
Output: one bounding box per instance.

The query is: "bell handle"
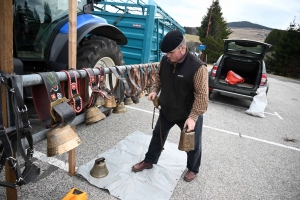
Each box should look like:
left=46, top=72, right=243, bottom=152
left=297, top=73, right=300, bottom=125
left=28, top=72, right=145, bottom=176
left=182, top=127, right=194, bottom=133
left=95, top=157, right=105, bottom=164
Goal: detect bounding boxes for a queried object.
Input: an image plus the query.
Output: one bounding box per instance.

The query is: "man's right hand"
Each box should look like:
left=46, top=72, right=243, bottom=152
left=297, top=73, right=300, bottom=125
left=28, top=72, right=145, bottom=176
left=147, top=92, right=157, bottom=101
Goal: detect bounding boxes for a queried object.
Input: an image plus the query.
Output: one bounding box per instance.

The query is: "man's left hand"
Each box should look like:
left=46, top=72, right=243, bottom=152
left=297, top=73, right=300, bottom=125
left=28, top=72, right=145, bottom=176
left=184, top=118, right=195, bottom=132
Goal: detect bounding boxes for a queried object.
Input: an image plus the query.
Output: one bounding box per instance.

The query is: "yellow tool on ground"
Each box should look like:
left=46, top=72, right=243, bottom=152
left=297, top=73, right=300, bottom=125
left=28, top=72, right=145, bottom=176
left=62, top=187, right=88, bottom=200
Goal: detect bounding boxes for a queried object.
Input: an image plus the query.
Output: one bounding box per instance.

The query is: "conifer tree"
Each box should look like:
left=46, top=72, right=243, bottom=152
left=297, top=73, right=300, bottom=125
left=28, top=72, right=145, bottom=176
left=198, top=0, right=232, bottom=63
left=265, top=19, right=300, bottom=78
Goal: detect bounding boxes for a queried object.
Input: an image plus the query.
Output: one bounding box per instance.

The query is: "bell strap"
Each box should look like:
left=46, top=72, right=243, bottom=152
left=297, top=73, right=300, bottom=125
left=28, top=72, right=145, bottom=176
left=115, top=66, right=132, bottom=96
left=83, top=68, right=104, bottom=108
left=108, top=67, right=124, bottom=104
left=40, top=72, right=75, bottom=125
left=133, top=65, right=142, bottom=95
left=140, top=64, right=148, bottom=92
left=61, top=70, right=83, bottom=113
left=0, top=70, right=40, bottom=188
left=125, top=65, right=141, bottom=97
left=93, top=66, right=110, bottom=99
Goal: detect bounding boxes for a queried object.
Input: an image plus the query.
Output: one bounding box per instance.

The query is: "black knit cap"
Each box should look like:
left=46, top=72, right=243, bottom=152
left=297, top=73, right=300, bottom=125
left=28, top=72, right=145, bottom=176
left=160, top=30, right=183, bottom=53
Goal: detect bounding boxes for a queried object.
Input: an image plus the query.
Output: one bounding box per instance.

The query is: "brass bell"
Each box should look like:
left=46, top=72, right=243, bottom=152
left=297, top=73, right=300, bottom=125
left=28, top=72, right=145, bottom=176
left=104, top=94, right=117, bottom=108
left=112, top=102, right=126, bottom=114
left=178, top=128, right=195, bottom=152
left=95, top=96, right=105, bottom=107
left=124, top=97, right=133, bottom=105
left=86, top=106, right=106, bottom=125
left=47, top=125, right=82, bottom=157
left=138, top=91, right=144, bottom=98
left=144, top=90, right=149, bottom=96
left=90, top=157, right=109, bottom=178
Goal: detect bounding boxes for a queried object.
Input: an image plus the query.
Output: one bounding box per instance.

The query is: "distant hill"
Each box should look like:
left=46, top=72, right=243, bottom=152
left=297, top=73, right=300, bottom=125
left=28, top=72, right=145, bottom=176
left=184, top=21, right=273, bottom=43
left=227, top=21, right=273, bottom=30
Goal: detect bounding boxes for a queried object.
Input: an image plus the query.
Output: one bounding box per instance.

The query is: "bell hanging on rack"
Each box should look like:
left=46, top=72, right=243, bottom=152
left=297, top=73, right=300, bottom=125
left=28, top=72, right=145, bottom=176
left=104, top=94, right=117, bottom=108
left=112, top=102, right=126, bottom=114
left=138, top=91, right=144, bottom=98
left=144, top=89, right=149, bottom=96
left=95, top=95, right=105, bottom=107
left=47, top=125, right=82, bottom=157
left=90, top=157, right=109, bottom=178
left=85, top=106, right=106, bottom=125
left=124, top=97, right=133, bottom=105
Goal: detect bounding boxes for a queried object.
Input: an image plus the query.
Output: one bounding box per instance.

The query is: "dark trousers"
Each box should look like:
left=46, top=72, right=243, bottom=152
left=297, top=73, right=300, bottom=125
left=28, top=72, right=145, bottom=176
left=144, top=111, right=203, bottom=173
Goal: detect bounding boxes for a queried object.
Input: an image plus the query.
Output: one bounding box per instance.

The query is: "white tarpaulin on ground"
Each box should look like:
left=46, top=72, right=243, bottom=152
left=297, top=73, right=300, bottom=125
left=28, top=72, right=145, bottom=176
left=77, top=131, right=186, bottom=200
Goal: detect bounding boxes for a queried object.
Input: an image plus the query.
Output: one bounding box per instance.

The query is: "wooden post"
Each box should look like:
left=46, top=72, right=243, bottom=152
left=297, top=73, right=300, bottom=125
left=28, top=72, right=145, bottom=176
left=0, top=0, right=17, bottom=199
left=68, top=0, right=78, bottom=176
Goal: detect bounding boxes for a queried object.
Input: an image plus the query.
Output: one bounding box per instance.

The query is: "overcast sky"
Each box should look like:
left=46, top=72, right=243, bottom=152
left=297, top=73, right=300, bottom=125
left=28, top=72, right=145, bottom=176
left=149, top=0, right=300, bottom=30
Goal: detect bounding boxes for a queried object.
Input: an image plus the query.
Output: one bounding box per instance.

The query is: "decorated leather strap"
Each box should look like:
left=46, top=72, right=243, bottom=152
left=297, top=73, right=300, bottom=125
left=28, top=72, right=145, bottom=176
left=83, top=68, right=109, bottom=108
left=32, top=72, right=75, bottom=127
left=61, top=70, right=83, bottom=113
left=132, top=65, right=142, bottom=95
left=94, top=66, right=111, bottom=99
left=125, top=65, right=141, bottom=97
left=109, top=67, right=132, bottom=104
left=115, top=66, right=132, bottom=96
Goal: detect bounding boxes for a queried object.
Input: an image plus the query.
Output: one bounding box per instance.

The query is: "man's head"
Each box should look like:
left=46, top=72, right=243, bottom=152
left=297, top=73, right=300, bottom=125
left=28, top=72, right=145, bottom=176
left=160, top=30, right=187, bottom=63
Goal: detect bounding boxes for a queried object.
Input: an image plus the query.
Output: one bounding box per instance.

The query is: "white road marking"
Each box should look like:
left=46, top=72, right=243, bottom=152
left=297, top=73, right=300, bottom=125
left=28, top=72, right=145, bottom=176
left=274, top=112, right=284, bottom=120
left=33, top=105, right=297, bottom=171
left=209, top=100, right=284, bottom=120
left=33, top=151, right=77, bottom=172
left=204, top=125, right=300, bottom=152
left=126, top=106, right=299, bottom=152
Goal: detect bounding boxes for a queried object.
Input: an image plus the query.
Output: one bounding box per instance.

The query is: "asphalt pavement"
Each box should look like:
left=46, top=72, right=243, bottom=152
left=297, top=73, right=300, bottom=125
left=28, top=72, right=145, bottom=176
left=0, top=73, right=299, bottom=200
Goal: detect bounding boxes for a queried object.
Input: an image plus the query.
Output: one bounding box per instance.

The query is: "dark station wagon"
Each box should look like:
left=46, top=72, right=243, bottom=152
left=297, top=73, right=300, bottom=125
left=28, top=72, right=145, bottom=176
left=208, top=39, right=272, bottom=100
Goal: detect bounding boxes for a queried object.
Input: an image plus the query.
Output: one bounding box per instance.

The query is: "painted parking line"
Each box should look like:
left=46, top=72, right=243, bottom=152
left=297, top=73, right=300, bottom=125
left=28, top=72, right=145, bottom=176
left=33, top=151, right=72, bottom=172
left=209, top=100, right=283, bottom=119
left=33, top=106, right=298, bottom=172
left=126, top=106, right=299, bottom=152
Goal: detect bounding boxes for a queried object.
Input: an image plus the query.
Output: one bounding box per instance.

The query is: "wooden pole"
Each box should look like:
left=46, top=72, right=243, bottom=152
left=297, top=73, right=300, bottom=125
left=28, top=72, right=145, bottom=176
left=0, top=0, right=17, bottom=199
left=68, top=0, right=78, bottom=176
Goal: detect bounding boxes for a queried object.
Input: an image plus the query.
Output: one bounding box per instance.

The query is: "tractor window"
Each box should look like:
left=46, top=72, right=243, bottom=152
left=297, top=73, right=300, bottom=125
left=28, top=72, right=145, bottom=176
left=14, top=0, right=87, bottom=60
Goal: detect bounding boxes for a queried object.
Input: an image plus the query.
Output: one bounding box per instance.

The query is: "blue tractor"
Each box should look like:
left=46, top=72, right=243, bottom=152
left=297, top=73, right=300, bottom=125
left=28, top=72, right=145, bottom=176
left=13, top=0, right=128, bottom=75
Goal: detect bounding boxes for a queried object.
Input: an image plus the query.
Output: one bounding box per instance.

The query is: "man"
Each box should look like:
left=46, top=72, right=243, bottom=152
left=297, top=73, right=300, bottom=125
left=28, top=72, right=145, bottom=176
left=132, top=30, right=208, bottom=182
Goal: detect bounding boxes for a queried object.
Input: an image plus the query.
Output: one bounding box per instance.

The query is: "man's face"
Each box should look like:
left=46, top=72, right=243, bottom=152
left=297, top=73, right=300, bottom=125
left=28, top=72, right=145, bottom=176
left=166, top=45, right=184, bottom=63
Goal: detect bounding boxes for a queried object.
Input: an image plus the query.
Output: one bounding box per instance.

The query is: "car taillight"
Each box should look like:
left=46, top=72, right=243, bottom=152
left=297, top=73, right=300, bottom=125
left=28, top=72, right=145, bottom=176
left=260, top=73, right=267, bottom=86
left=211, top=65, right=218, bottom=77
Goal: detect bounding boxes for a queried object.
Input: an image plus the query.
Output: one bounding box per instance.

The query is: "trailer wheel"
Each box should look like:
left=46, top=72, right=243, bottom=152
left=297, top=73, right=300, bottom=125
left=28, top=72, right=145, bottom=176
left=77, top=35, right=125, bottom=114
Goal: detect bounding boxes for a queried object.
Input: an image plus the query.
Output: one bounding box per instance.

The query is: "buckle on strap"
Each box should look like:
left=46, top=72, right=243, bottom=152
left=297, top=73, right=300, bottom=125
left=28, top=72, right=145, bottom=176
left=50, top=98, right=76, bottom=125
left=6, top=157, right=17, bottom=169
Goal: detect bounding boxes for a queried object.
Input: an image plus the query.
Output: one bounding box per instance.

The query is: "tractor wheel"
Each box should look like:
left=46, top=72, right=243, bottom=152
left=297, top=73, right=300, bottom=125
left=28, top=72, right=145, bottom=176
left=77, top=35, right=124, bottom=116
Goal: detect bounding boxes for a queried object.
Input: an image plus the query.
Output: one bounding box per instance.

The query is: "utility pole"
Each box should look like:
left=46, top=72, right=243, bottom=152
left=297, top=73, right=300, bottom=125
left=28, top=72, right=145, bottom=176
left=202, top=0, right=214, bottom=62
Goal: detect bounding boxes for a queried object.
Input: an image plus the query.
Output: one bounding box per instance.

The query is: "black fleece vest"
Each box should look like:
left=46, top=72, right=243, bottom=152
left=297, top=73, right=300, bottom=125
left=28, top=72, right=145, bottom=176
left=159, top=52, right=205, bottom=122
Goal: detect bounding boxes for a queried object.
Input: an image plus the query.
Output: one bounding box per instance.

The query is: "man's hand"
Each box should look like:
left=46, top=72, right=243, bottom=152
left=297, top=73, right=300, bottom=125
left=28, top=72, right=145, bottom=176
left=147, top=92, right=157, bottom=101
left=184, top=118, right=196, bottom=132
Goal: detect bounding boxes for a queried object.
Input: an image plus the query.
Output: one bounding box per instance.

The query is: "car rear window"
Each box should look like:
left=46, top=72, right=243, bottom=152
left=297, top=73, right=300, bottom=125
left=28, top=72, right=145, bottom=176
left=227, top=41, right=266, bottom=55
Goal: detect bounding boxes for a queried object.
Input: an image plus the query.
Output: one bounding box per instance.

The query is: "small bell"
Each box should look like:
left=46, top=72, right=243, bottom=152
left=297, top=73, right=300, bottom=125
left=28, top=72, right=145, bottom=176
left=85, top=106, right=106, bottom=125
left=90, top=157, right=109, bottom=178
left=112, top=102, right=126, bottom=114
left=104, top=94, right=117, bottom=108
left=124, top=97, right=133, bottom=105
left=144, top=90, right=149, bottom=96
left=138, top=91, right=144, bottom=98
left=95, top=96, right=105, bottom=107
